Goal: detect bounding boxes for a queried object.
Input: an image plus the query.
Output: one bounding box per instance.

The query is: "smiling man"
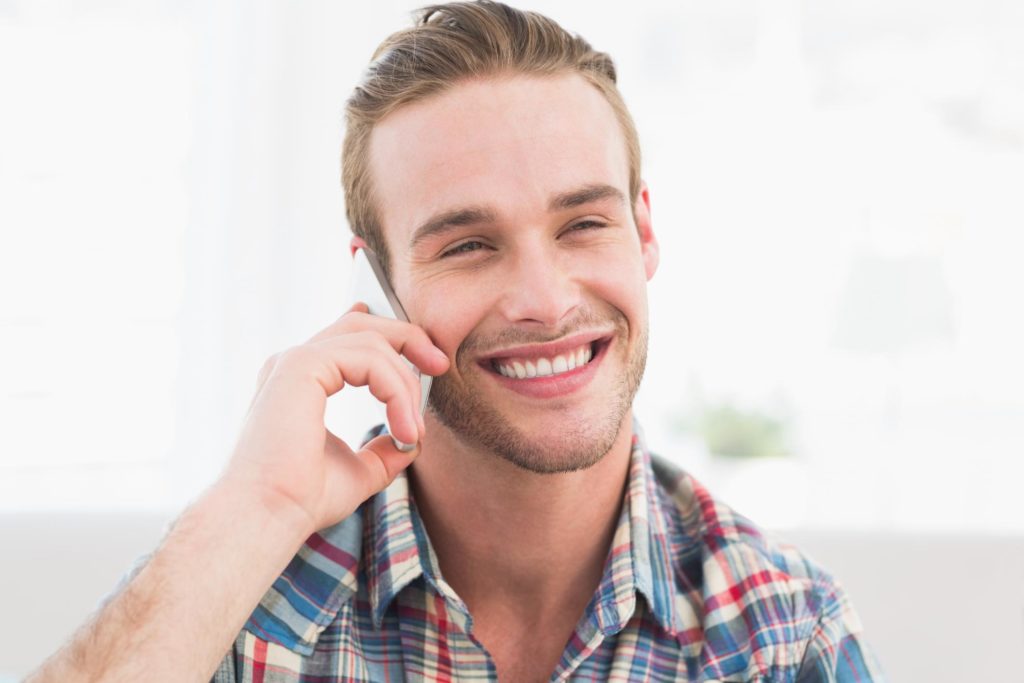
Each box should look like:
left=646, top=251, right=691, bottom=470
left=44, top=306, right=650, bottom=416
left=31, top=2, right=884, bottom=682
left=380, top=74, right=652, bottom=477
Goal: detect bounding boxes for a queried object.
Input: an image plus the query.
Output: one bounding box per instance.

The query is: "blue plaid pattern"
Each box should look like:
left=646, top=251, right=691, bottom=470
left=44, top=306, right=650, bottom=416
left=213, top=422, right=885, bottom=681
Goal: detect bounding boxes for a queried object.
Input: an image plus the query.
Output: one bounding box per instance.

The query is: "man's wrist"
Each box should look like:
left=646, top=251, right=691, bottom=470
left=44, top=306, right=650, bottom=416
left=207, top=473, right=318, bottom=549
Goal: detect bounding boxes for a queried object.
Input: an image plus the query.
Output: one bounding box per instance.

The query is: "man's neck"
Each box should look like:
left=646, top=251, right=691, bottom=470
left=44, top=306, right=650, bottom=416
left=408, top=411, right=634, bottom=620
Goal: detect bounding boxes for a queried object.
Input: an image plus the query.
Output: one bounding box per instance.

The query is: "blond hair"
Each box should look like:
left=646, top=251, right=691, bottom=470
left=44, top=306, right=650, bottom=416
left=342, top=0, right=642, bottom=277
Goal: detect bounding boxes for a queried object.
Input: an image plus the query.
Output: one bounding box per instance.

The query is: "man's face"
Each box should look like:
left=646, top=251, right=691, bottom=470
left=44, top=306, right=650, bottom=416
left=368, top=73, right=658, bottom=473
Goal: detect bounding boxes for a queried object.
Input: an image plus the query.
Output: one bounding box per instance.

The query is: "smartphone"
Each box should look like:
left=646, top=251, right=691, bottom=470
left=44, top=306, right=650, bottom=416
left=349, top=246, right=432, bottom=452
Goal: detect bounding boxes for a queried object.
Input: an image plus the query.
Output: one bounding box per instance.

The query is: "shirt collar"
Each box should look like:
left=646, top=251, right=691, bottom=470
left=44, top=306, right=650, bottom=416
left=363, top=467, right=446, bottom=628
left=245, top=419, right=696, bottom=654
left=590, top=419, right=697, bottom=637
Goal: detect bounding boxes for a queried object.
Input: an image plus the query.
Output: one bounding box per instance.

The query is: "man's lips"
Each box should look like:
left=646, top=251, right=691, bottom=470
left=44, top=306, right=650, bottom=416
left=476, top=331, right=612, bottom=380
left=477, top=334, right=611, bottom=400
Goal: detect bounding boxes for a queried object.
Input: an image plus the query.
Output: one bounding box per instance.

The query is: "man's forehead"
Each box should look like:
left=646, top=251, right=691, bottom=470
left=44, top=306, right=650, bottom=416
left=367, top=73, right=630, bottom=248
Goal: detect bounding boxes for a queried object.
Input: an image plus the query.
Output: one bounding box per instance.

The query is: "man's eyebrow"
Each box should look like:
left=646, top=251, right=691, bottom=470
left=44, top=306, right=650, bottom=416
left=549, top=183, right=626, bottom=211
left=409, top=207, right=497, bottom=249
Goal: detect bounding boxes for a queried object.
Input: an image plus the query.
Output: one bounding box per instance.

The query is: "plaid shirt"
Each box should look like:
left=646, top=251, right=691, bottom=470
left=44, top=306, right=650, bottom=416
left=211, top=423, right=885, bottom=682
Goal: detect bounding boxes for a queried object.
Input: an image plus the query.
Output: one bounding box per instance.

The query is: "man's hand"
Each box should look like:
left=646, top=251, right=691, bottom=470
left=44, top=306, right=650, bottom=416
left=224, top=302, right=450, bottom=536
left=27, top=304, right=449, bottom=683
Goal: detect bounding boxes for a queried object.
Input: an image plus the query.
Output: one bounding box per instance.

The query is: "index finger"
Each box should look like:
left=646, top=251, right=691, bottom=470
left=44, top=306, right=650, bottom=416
left=307, top=307, right=450, bottom=376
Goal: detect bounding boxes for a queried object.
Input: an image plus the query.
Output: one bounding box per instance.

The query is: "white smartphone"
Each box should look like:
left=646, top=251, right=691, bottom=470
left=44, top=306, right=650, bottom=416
left=349, top=246, right=432, bottom=452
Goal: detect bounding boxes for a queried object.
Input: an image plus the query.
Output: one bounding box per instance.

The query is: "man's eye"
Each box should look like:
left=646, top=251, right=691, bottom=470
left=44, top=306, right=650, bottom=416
left=440, top=240, right=485, bottom=258
left=569, top=220, right=607, bottom=232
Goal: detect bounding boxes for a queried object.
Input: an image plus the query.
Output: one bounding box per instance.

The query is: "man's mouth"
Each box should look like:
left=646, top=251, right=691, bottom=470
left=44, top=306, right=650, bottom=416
left=482, top=335, right=610, bottom=380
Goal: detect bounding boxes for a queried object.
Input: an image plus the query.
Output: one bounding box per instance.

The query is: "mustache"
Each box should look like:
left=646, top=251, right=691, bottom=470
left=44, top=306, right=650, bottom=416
left=457, top=308, right=625, bottom=361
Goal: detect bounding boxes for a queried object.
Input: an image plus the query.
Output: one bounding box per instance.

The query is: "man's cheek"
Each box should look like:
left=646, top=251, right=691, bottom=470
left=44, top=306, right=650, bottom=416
left=428, top=306, right=493, bottom=367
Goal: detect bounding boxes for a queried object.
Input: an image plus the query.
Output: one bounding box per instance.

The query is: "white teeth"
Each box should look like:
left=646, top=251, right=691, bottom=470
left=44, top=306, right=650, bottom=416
left=512, top=361, right=526, bottom=379
left=552, top=355, right=568, bottom=373
left=495, top=343, right=595, bottom=379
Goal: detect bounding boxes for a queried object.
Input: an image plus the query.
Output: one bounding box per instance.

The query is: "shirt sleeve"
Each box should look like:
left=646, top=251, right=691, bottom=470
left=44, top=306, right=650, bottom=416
left=210, top=641, right=238, bottom=682
left=795, top=583, right=887, bottom=683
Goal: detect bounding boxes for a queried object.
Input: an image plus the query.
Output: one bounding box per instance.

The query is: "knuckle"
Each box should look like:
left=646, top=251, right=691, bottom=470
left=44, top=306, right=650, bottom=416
left=277, top=344, right=312, bottom=369
left=413, top=325, right=432, bottom=345
left=369, top=363, right=400, bottom=393
left=407, top=326, right=435, bottom=356
left=368, top=454, right=390, bottom=492
left=337, top=309, right=368, bottom=329
left=259, top=353, right=280, bottom=376
left=256, top=353, right=282, bottom=384
left=354, top=329, right=392, bottom=353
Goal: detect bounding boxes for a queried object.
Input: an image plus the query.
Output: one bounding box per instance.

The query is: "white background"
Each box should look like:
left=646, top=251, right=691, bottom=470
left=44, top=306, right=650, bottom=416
left=2, top=0, right=1023, bottom=536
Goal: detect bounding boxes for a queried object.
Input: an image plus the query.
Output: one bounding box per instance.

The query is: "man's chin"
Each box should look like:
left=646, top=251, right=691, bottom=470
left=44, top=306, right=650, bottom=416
left=427, top=320, right=648, bottom=475
left=431, top=409, right=625, bottom=475
left=491, top=424, right=624, bottom=474
left=427, top=379, right=633, bottom=475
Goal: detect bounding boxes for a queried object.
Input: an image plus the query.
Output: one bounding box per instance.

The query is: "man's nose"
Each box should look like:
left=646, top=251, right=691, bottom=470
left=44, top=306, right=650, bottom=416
left=497, top=242, right=582, bottom=327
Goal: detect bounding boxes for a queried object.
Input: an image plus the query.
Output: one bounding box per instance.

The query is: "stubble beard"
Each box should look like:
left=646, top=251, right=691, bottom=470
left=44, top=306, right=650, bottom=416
left=427, top=311, right=648, bottom=475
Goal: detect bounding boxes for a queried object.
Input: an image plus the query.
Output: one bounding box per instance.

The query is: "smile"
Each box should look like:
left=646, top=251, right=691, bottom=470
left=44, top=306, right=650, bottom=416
left=481, top=331, right=612, bottom=379
left=492, top=342, right=594, bottom=379
left=477, top=333, right=612, bottom=399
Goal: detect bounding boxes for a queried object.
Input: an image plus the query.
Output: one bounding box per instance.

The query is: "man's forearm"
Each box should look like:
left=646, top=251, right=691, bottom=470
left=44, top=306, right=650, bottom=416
left=27, top=305, right=436, bottom=681
left=27, top=479, right=314, bottom=683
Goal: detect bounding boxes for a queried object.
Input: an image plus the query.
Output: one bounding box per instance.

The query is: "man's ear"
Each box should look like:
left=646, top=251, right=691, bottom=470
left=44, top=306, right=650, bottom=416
left=349, top=235, right=368, bottom=258
left=634, top=182, right=659, bottom=281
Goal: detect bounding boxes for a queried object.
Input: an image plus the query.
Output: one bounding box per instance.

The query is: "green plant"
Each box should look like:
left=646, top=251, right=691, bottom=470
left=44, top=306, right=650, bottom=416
left=674, top=399, right=792, bottom=459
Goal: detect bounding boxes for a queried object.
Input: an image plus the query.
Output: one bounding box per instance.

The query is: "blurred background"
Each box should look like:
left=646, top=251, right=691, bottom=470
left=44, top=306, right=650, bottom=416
left=2, top=0, right=1023, bottom=680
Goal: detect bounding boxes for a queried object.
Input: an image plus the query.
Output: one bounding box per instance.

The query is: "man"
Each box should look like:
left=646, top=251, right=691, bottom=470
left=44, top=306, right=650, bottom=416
left=31, top=2, right=884, bottom=681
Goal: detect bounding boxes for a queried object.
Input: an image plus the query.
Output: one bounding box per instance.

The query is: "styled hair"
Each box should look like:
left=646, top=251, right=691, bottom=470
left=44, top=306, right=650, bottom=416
left=342, top=0, right=642, bottom=278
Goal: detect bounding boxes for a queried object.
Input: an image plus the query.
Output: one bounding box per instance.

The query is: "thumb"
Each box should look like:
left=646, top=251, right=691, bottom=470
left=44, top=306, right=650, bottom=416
left=353, top=433, right=420, bottom=497
left=317, top=432, right=419, bottom=530
left=321, top=432, right=417, bottom=507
